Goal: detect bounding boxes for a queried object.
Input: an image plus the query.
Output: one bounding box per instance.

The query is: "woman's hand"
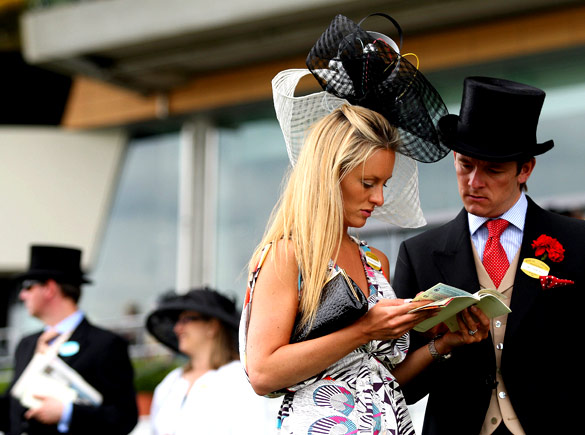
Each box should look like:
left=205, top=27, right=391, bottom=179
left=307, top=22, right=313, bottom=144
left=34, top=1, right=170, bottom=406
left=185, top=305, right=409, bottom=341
left=434, top=306, right=490, bottom=355
left=392, top=305, right=490, bottom=385
left=357, top=299, right=438, bottom=342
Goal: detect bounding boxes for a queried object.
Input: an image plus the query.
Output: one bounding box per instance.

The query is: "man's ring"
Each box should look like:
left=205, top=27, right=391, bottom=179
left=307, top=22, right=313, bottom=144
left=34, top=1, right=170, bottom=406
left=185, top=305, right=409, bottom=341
left=468, top=329, right=478, bottom=336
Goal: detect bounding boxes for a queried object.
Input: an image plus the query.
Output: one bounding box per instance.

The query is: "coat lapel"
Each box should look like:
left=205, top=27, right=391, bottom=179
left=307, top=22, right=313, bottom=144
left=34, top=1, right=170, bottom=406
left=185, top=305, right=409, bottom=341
left=432, top=208, right=481, bottom=292
left=506, top=197, right=547, bottom=338
left=58, top=318, right=89, bottom=366
left=431, top=200, right=549, bottom=338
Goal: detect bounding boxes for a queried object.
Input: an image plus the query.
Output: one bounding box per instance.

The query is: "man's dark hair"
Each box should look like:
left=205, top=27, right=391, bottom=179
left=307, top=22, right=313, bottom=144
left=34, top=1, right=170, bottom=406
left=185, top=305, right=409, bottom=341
left=516, top=157, right=533, bottom=192
left=58, top=282, right=82, bottom=304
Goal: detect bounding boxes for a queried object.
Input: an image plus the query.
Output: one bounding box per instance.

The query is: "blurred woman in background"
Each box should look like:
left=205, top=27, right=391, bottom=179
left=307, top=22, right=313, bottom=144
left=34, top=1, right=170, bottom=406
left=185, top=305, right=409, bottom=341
left=146, top=287, right=279, bottom=434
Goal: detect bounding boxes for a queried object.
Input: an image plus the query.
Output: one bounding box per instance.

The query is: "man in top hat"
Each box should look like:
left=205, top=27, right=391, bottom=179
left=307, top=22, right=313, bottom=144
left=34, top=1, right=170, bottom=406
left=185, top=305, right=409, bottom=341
left=392, top=77, right=583, bottom=434
left=1, top=245, right=138, bottom=435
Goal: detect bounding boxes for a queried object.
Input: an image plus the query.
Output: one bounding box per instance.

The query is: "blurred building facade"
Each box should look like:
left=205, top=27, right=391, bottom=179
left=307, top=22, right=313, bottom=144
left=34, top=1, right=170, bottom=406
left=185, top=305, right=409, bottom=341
left=1, top=0, right=585, bottom=351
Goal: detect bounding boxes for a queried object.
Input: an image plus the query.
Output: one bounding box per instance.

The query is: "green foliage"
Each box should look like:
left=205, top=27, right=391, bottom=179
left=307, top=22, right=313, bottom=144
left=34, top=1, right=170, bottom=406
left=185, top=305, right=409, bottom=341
left=0, top=378, right=10, bottom=395
left=132, top=356, right=183, bottom=392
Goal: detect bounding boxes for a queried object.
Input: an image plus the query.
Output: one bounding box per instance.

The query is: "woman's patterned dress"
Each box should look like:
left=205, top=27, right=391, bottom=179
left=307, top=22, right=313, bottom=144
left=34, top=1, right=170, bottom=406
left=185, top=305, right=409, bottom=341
left=239, top=239, right=415, bottom=434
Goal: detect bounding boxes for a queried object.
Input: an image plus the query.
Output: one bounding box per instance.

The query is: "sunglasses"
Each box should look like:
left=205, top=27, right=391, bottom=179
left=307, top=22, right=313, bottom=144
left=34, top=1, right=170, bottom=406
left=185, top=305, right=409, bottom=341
left=175, top=314, right=208, bottom=325
left=21, top=280, right=44, bottom=291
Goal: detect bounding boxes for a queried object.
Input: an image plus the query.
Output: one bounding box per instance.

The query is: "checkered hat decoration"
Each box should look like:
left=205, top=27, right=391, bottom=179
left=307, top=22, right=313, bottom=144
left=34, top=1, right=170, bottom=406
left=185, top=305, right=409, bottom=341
left=306, top=13, right=450, bottom=163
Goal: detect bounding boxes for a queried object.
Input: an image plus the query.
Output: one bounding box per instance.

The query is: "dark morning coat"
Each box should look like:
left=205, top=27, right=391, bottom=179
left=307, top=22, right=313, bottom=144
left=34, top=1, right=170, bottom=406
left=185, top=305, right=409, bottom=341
left=393, top=196, right=582, bottom=435
left=5, top=318, right=138, bottom=435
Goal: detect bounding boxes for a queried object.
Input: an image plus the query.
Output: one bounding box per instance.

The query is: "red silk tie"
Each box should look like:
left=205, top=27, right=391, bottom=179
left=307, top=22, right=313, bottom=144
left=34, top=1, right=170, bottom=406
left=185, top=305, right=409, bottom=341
left=483, top=219, right=510, bottom=288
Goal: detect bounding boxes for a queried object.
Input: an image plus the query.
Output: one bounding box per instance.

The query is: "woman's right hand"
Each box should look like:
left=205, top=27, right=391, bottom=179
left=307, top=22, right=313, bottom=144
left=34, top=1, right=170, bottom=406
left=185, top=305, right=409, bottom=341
left=357, top=299, right=438, bottom=342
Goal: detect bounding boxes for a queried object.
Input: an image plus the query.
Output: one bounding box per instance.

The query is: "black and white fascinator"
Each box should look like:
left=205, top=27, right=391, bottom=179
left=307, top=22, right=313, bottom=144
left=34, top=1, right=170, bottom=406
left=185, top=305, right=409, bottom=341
left=273, top=13, right=450, bottom=228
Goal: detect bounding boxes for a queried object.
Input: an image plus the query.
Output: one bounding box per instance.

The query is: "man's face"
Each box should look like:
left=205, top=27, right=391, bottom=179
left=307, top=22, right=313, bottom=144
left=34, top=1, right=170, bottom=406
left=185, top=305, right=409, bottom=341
left=19, top=280, right=47, bottom=318
left=454, top=152, right=535, bottom=218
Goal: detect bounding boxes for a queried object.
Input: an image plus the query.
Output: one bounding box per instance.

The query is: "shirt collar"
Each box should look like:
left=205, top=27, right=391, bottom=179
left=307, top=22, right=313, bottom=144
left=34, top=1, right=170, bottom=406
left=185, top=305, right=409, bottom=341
left=47, top=310, right=85, bottom=335
left=468, top=192, right=528, bottom=236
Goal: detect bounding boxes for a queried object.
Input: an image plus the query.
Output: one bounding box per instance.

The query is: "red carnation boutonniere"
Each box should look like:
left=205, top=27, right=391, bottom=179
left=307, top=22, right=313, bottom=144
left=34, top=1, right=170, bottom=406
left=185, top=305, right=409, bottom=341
left=526, top=234, right=574, bottom=290
left=531, top=234, right=565, bottom=262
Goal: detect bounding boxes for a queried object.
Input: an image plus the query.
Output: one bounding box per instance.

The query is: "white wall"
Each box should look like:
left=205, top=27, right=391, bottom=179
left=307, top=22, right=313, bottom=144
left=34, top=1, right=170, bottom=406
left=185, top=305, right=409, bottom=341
left=0, top=127, right=126, bottom=272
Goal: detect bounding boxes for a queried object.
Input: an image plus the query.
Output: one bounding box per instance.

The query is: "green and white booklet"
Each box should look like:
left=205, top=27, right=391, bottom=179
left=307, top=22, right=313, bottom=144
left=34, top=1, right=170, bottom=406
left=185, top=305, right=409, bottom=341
left=408, top=283, right=511, bottom=332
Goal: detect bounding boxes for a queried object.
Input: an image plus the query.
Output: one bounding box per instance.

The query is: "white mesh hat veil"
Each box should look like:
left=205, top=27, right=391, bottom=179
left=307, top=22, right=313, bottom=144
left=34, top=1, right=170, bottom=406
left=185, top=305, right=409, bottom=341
left=273, top=68, right=426, bottom=228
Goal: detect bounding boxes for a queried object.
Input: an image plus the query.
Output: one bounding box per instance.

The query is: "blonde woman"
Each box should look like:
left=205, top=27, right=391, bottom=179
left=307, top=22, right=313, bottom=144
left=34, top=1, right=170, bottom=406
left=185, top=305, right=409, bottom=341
left=239, top=14, right=490, bottom=433
left=240, top=104, right=490, bottom=434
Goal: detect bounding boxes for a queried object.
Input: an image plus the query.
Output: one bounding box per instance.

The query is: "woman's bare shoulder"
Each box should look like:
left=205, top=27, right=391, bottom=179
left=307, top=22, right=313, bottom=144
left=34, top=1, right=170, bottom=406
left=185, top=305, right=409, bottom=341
left=255, top=239, right=299, bottom=289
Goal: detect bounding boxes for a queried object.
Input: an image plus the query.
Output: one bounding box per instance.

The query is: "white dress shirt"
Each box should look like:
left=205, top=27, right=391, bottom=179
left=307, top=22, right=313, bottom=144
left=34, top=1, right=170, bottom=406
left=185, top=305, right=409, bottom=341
left=150, top=360, right=280, bottom=435
left=468, top=192, right=528, bottom=263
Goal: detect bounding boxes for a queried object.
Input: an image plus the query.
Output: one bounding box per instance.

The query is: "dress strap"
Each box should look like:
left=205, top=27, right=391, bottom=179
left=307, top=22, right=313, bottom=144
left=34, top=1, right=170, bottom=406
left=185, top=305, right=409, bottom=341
left=356, top=239, right=386, bottom=277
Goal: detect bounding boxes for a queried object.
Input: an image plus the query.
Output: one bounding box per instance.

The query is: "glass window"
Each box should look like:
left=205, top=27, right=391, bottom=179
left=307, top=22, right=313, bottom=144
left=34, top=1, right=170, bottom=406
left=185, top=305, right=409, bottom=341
left=82, top=133, right=180, bottom=321
left=215, top=120, right=289, bottom=302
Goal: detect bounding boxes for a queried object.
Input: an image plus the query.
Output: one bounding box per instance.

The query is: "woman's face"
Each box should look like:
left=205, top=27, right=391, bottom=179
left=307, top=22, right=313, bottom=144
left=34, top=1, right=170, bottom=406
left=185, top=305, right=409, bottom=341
left=340, top=148, right=395, bottom=229
left=173, top=310, right=211, bottom=355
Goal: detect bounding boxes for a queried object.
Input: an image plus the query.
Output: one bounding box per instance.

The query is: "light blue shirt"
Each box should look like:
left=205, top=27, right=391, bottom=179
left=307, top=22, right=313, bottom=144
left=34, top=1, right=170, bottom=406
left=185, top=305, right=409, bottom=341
left=49, top=310, right=84, bottom=336
left=45, top=310, right=84, bottom=433
left=468, top=192, right=528, bottom=263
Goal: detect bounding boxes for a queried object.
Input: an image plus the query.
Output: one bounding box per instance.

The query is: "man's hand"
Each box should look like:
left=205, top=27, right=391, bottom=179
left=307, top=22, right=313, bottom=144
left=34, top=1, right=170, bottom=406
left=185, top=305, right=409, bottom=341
left=24, top=395, right=64, bottom=424
left=436, top=306, right=491, bottom=354
left=35, top=329, right=60, bottom=354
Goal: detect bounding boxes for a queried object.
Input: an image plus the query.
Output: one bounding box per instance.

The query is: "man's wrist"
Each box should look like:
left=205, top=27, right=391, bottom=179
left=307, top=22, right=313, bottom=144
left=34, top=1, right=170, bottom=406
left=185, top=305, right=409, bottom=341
left=58, top=400, right=73, bottom=433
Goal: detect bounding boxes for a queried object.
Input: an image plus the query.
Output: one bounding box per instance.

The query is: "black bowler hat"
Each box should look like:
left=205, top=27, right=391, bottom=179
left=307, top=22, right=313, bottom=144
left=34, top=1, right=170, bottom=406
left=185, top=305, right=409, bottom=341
left=438, top=76, right=554, bottom=162
left=146, top=287, right=240, bottom=353
left=16, top=245, right=92, bottom=285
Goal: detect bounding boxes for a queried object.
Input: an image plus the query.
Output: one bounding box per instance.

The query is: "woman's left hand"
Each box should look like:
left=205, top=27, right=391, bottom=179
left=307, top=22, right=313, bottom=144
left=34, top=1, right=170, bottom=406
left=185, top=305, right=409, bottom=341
left=435, top=306, right=490, bottom=354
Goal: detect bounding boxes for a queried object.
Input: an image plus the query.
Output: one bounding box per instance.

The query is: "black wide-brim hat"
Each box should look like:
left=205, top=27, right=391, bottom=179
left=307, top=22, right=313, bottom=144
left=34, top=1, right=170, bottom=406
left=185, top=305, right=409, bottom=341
left=146, top=287, right=241, bottom=353
left=15, top=245, right=92, bottom=285
left=439, top=76, right=554, bottom=162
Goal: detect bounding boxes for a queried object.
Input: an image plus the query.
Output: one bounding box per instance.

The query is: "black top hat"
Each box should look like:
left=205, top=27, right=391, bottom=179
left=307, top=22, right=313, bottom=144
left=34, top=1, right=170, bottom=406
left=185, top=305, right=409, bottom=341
left=16, top=245, right=91, bottom=285
left=146, top=287, right=240, bottom=353
left=438, top=76, right=554, bottom=162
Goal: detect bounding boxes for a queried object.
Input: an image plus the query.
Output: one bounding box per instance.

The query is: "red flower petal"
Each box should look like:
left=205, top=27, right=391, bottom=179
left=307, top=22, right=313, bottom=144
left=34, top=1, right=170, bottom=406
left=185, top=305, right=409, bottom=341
left=532, top=234, right=566, bottom=263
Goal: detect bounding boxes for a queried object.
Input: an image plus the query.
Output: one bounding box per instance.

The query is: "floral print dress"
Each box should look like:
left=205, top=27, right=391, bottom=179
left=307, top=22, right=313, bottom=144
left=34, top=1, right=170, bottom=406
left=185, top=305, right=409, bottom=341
left=239, top=239, right=415, bottom=434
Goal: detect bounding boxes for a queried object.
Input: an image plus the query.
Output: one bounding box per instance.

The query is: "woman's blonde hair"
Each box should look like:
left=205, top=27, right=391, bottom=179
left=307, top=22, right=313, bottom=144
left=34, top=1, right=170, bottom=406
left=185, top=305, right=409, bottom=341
left=249, top=104, right=400, bottom=330
left=209, top=319, right=239, bottom=370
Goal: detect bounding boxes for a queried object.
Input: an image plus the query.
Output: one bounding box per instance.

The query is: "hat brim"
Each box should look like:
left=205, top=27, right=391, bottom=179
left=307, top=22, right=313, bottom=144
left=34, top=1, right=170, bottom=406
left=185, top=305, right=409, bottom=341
left=146, top=308, right=182, bottom=353
left=14, top=269, right=92, bottom=285
left=146, top=299, right=240, bottom=354
left=439, top=114, right=554, bottom=162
